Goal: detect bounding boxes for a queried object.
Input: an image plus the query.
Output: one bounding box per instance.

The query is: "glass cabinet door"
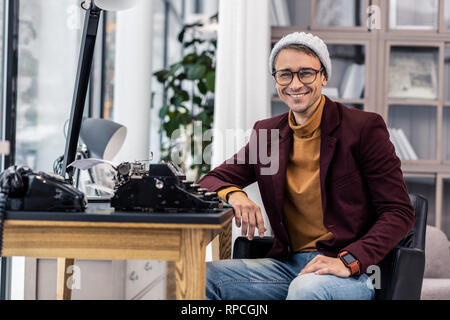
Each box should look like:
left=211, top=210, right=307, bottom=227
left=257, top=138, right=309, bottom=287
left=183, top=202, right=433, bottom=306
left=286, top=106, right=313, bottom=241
left=404, top=176, right=437, bottom=227
left=314, top=0, right=366, bottom=27
left=388, top=105, right=437, bottom=160
left=442, top=178, right=450, bottom=240
left=444, top=46, right=450, bottom=103
left=324, top=44, right=366, bottom=101
left=389, top=0, right=438, bottom=30
left=445, top=0, right=450, bottom=29
left=388, top=46, right=439, bottom=101
left=443, top=107, right=450, bottom=161
left=271, top=0, right=310, bottom=27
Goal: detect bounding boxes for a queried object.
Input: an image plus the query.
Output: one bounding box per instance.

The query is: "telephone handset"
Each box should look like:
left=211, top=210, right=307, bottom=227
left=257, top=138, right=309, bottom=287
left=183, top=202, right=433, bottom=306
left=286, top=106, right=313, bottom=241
left=0, top=165, right=87, bottom=212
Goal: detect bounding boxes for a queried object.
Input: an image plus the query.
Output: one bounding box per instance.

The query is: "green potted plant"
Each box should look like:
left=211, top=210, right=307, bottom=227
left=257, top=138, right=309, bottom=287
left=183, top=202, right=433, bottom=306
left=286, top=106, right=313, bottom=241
left=154, top=15, right=217, bottom=181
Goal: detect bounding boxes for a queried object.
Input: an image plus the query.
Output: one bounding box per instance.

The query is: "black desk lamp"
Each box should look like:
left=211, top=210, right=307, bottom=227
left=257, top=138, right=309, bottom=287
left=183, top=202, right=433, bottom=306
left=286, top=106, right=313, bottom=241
left=61, top=0, right=138, bottom=182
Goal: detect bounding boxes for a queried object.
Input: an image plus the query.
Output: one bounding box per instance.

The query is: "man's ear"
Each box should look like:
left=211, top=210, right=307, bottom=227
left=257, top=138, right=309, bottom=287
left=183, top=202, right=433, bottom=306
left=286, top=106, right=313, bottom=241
left=321, top=74, right=327, bottom=86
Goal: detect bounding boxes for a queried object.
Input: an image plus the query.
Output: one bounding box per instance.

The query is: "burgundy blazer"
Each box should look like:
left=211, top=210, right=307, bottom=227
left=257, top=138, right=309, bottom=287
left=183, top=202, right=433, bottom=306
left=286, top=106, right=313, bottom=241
left=198, top=96, right=415, bottom=273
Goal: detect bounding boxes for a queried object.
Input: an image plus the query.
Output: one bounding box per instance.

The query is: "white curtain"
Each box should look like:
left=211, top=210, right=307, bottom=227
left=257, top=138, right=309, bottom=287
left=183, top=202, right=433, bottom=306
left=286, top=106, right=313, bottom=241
left=208, top=0, right=272, bottom=259
left=113, top=1, right=154, bottom=163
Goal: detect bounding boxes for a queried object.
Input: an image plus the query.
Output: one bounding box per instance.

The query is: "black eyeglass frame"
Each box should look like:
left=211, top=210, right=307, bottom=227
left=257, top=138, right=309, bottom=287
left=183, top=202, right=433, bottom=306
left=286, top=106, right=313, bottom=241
left=272, top=67, right=324, bottom=85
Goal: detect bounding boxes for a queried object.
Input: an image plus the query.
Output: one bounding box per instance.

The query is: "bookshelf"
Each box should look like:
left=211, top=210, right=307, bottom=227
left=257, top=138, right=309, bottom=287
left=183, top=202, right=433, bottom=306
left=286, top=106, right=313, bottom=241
left=271, top=0, right=450, bottom=241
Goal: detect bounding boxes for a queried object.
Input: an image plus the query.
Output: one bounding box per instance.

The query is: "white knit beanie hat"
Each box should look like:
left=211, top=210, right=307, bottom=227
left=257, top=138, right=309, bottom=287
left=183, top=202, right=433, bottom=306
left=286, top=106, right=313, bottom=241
left=269, top=32, right=331, bottom=81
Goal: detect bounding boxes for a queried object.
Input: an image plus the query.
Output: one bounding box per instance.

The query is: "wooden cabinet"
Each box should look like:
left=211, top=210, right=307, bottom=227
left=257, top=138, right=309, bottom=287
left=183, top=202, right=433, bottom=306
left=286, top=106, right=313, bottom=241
left=272, top=0, right=450, bottom=243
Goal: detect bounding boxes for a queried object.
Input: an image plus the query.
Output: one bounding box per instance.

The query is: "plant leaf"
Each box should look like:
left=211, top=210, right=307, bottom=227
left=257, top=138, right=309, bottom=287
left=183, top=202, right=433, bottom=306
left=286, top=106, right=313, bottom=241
left=197, top=80, right=207, bottom=94
left=158, top=104, right=170, bottom=118
left=205, top=71, right=215, bottom=92
left=193, top=96, right=202, bottom=106
left=187, top=64, right=207, bottom=80
left=154, top=70, right=169, bottom=83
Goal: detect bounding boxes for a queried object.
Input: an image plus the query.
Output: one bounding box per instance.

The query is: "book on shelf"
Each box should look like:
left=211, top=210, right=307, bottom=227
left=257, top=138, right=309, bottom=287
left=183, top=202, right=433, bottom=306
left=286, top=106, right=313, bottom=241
left=388, top=128, right=418, bottom=160
left=388, top=128, right=402, bottom=159
left=339, top=63, right=365, bottom=99
left=396, top=128, right=418, bottom=160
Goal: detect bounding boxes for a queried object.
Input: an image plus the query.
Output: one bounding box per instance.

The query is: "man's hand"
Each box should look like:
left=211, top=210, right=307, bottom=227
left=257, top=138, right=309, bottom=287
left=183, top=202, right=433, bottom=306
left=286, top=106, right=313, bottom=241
left=228, top=191, right=266, bottom=240
left=298, top=255, right=351, bottom=278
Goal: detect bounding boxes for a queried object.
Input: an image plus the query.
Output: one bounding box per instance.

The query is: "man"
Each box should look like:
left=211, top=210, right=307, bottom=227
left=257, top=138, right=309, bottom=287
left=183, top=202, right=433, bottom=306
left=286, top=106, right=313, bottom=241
left=198, top=32, right=414, bottom=300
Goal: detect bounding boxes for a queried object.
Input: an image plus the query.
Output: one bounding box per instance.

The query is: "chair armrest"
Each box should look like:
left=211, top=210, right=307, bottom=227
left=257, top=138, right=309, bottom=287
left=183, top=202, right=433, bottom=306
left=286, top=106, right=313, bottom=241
left=376, top=247, right=425, bottom=300
left=232, top=236, right=274, bottom=259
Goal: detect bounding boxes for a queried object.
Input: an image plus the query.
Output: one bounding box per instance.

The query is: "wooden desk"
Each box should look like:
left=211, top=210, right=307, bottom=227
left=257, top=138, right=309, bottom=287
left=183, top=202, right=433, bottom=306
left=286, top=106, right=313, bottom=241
left=2, top=202, right=233, bottom=300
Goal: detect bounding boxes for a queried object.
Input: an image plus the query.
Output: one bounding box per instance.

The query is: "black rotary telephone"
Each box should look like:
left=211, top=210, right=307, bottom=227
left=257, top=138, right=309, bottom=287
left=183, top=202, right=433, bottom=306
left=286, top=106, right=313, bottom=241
left=0, top=165, right=87, bottom=256
left=0, top=165, right=87, bottom=212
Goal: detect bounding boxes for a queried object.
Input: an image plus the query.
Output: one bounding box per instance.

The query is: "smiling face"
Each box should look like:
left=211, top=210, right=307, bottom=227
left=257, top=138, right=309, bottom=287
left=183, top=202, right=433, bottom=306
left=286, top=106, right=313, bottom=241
left=274, top=48, right=327, bottom=125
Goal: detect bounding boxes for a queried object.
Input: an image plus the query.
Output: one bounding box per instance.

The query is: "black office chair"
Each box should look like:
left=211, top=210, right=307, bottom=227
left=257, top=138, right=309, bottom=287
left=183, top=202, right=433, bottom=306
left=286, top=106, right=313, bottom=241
left=232, top=193, right=428, bottom=300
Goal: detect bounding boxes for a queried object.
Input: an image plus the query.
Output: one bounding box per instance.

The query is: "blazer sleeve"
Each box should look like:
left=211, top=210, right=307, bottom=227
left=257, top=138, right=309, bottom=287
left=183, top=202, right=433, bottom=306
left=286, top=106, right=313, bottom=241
left=342, top=113, right=415, bottom=273
left=197, top=122, right=259, bottom=192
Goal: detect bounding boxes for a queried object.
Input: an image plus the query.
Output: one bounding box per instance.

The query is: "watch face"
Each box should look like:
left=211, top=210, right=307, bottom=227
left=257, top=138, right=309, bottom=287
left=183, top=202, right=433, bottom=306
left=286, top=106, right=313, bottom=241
left=342, top=253, right=356, bottom=265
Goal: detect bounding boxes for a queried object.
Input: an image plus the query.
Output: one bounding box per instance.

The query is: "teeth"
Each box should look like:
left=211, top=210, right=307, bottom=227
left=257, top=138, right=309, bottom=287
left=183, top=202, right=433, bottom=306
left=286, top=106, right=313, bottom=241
left=290, top=92, right=308, bottom=98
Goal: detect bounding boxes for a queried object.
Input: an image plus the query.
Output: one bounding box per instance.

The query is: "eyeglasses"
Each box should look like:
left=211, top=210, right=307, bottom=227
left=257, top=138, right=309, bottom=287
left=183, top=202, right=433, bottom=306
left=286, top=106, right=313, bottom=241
left=272, top=67, right=324, bottom=86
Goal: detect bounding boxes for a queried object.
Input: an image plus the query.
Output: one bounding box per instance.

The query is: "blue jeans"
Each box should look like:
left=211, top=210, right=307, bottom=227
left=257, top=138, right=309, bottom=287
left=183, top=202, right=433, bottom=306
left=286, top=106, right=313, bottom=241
left=206, top=251, right=375, bottom=300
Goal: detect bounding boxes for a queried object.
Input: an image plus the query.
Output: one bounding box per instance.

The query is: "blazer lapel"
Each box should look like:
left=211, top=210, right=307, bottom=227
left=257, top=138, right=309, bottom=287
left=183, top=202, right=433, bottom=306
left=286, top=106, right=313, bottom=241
left=319, top=97, right=340, bottom=215
left=270, top=114, right=292, bottom=221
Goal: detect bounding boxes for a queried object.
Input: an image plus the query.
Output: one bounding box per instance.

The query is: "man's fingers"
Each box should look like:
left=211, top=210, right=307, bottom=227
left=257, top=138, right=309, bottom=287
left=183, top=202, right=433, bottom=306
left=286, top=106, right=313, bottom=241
left=241, top=210, right=249, bottom=237
left=299, top=255, right=322, bottom=275
left=234, top=206, right=242, bottom=228
left=300, top=263, right=326, bottom=275
left=247, top=209, right=256, bottom=240
left=314, top=268, right=330, bottom=275
left=229, top=197, right=263, bottom=239
left=255, top=207, right=266, bottom=237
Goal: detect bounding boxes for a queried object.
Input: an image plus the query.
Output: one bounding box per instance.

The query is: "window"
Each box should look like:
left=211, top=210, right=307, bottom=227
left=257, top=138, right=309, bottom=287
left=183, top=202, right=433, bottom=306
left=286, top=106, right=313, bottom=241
left=15, top=0, right=82, bottom=171
left=0, top=0, right=5, bottom=170
left=15, top=0, right=108, bottom=172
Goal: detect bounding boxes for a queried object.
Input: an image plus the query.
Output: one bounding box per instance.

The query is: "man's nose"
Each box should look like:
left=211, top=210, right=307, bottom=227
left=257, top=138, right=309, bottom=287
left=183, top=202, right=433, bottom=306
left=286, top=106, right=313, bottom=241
left=290, top=73, right=304, bottom=89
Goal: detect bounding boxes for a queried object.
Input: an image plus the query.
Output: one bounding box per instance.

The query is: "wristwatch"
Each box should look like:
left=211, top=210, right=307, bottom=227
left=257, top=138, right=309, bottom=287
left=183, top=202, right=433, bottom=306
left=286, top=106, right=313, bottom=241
left=338, top=251, right=360, bottom=276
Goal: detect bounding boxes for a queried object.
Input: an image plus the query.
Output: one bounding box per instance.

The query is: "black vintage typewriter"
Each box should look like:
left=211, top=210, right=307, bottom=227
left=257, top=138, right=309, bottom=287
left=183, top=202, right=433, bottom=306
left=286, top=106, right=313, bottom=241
left=110, top=161, right=222, bottom=213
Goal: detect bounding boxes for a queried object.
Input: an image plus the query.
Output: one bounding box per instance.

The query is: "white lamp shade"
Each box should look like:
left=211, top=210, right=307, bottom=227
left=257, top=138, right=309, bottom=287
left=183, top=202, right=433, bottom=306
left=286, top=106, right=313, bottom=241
left=80, top=118, right=127, bottom=161
left=94, top=0, right=139, bottom=11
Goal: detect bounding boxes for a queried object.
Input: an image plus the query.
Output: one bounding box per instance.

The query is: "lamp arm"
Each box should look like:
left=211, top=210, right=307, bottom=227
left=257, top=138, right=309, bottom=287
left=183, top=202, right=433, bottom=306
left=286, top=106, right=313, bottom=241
left=61, top=5, right=102, bottom=181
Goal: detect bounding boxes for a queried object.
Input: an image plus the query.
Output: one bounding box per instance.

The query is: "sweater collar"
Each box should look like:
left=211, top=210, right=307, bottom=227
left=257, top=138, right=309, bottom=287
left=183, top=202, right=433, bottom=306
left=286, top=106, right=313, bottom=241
left=288, top=95, right=325, bottom=138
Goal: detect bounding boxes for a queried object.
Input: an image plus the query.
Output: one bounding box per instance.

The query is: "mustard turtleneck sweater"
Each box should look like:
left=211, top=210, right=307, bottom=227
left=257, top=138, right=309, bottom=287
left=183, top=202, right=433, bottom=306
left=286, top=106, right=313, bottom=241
left=284, top=95, right=333, bottom=252
left=217, top=95, right=333, bottom=252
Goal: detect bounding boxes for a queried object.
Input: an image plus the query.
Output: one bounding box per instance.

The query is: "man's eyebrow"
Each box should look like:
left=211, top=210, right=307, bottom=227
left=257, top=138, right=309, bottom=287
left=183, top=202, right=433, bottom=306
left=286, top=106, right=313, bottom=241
left=275, top=68, right=291, bottom=71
